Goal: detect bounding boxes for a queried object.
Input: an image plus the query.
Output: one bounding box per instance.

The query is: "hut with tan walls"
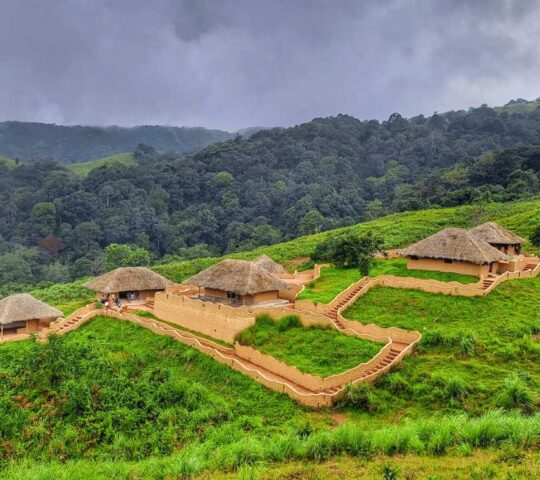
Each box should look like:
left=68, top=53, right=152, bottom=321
left=0, top=294, right=62, bottom=337
left=85, top=266, right=172, bottom=303
left=469, top=222, right=525, bottom=256
left=185, top=259, right=291, bottom=306
left=399, top=227, right=508, bottom=278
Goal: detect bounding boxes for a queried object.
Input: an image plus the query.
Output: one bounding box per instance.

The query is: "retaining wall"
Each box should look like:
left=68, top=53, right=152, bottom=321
left=234, top=341, right=393, bottom=391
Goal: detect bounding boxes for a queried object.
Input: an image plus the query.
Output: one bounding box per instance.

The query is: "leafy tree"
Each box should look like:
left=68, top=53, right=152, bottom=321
left=0, top=253, right=34, bottom=284
left=298, top=210, right=325, bottom=235
left=312, top=233, right=384, bottom=275
left=1, top=106, right=540, bottom=292
left=30, top=202, right=57, bottom=237
left=104, top=244, right=152, bottom=270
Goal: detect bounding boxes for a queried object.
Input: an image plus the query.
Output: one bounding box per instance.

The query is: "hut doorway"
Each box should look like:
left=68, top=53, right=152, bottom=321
left=226, top=291, right=241, bottom=305
left=119, top=291, right=139, bottom=301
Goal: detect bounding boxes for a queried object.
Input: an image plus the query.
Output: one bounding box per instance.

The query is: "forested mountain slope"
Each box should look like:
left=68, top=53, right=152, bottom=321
left=1, top=103, right=540, bottom=291
left=0, top=121, right=234, bottom=164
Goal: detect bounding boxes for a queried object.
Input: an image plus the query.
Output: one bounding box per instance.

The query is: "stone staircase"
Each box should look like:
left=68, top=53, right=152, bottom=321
left=360, top=345, right=402, bottom=378
left=319, top=279, right=417, bottom=387
left=326, top=282, right=366, bottom=329
left=482, top=274, right=497, bottom=290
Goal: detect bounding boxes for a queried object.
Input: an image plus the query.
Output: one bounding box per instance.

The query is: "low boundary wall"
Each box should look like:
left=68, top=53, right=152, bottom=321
left=234, top=341, right=394, bottom=391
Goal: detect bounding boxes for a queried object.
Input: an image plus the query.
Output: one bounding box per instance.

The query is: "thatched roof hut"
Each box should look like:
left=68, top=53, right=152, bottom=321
left=185, top=259, right=291, bottom=296
left=469, top=222, right=525, bottom=246
left=252, top=254, right=286, bottom=274
left=0, top=294, right=62, bottom=325
left=399, top=228, right=508, bottom=264
left=85, top=267, right=172, bottom=294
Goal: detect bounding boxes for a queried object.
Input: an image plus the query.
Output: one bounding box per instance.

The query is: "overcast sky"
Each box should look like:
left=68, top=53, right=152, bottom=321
left=0, top=0, right=539, bottom=131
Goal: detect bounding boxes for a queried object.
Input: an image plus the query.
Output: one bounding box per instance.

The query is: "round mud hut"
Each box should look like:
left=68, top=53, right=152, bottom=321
left=0, top=293, right=63, bottom=337
left=469, top=222, right=525, bottom=256
left=399, top=227, right=508, bottom=278
left=185, top=259, right=291, bottom=306
left=85, top=267, right=173, bottom=303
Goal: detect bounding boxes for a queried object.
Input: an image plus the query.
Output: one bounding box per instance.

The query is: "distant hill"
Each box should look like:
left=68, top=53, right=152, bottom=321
left=234, top=126, right=271, bottom=137
left=66, top=153, right=136, bottom=177
left=0, top=154, right=16, bottom=169
left=494, top=98, right=540, bottom=114
left=0, top=122, right=234, bottom=164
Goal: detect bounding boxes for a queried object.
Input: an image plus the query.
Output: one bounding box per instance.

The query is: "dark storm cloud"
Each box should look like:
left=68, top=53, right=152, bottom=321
left=0, top=0, right=539, bottom=130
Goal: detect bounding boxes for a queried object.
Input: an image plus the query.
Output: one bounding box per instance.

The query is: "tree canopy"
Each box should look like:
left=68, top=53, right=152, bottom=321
left=1, top=104, right=540, bottom=293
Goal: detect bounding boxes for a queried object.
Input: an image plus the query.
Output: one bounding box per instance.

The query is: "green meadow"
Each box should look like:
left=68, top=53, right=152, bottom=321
left=236, top=314, right=383, bottom=377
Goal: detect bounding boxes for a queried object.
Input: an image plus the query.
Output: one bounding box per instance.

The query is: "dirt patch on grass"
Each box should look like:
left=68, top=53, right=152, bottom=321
left=331, top=412, right=348, bottom=426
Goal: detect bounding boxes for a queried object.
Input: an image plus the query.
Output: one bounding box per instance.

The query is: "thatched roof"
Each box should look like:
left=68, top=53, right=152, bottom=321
left=399, top=228, right=508, bottom=264
left=252, top=254, right=286, bottom=274
left=469, top=222, right=525, bottom=245
left=185, top=259, right=291, bottom=296
left=0, top=294, right=63, bottom=325
left=85, top=267, right=172, bottom=294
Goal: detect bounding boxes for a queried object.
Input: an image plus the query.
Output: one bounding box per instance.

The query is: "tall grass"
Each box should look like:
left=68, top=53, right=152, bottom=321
left=4, top=411, right=537, bottom=479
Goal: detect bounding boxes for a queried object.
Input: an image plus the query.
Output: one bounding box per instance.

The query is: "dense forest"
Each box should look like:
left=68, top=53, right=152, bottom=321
left=0, top=122, right=235, bottom=164
left=1, top=102, right=540, bottom=292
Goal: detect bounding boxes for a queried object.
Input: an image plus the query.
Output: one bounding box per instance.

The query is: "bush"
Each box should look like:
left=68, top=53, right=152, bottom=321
left=445, top=376, right=469, bottom=401
left=496, top=374, right=535, bottom=414
left=339, top=383, right=377, bottom=411
left=276, top=315, right=301, bottom=332
left=457, top=332, right=477, bottom=359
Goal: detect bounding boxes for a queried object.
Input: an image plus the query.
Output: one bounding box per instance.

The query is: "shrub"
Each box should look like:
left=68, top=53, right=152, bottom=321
left=382, top=464, right=399, bottom=480
left=381, top=372, right=409, bottom=394
left=339, top=383, right=377, bottom=411
left=457, top=332, right=477, bottom=359
left=496, top=374, right=535, bottom=414
left=445, top=376, right=469, bottom=401
left=333, top=423, right=372, bottom=457
left=419, top=329, right=449, bottom=348
left=266, top=433, right=302, bottom=462
left=277, top=315, right=301, bottom=332
left=304, top=431, right=335, bottom=462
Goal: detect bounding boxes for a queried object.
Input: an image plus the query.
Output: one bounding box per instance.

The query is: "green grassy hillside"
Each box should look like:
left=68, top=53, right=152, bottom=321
left=66, top=152, right=136, bottom=176
left=0, top=317, right=538, bottom=479
left=0, top=155, right=16, bottom=168
left=494, top=100, right=540, bottom=114
left=343, top=278, right=540, bottom=417
left=151, top=198, right=540, bottom=283
left=30, top=198, right=540, bottom=312
left=13, top=199, right=539, bottom=478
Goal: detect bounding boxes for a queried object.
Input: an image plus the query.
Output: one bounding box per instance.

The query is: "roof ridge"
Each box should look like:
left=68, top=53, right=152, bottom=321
left=466, top=231, right=497, bottom=262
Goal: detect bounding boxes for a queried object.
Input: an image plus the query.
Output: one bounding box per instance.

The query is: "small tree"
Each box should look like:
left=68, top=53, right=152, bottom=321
left=532, top=224, right=540, bottom=248
left=103, top=243, right=151, bottom=270
left=312, top=232, right=384, bottom=276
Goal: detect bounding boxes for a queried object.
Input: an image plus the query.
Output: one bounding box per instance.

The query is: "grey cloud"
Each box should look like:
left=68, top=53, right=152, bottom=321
left=0, top=0, right=539, bottom=130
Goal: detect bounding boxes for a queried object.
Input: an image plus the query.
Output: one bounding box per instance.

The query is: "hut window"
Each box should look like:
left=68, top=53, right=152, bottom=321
left=227, top=291, right=240, bottom=302
left=411, top=255, right=419, bottom=260
left=444, top=259, right=453, bottom=264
